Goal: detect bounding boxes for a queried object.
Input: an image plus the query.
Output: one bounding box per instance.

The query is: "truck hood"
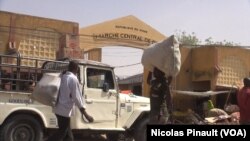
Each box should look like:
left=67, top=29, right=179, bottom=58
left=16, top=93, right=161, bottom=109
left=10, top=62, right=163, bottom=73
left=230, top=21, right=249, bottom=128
left=119, top=93, right=150, bottom=103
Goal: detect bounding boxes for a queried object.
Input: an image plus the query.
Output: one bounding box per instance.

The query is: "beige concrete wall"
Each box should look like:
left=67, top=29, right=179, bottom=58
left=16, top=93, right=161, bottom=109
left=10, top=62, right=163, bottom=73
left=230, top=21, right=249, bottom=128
left=172, top=47, right=194, bottom=111
left=173, top=45, right=250, bottom=111
left=0, top=11, right=81, bottom=61
left=175, top=46, right=193, bottom=90
left=216, top=46, right=250, bottom=87
left=0, top=11, right=11, bottom=53
left=87, top=48, right=102, bottom=61
left=191, top=47, right=217, bottom=82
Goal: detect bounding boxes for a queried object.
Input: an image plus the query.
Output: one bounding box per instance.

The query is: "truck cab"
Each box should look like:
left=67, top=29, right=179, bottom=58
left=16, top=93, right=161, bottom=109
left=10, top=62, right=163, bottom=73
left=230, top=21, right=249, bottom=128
left=0, top=54, right=150, bottom=141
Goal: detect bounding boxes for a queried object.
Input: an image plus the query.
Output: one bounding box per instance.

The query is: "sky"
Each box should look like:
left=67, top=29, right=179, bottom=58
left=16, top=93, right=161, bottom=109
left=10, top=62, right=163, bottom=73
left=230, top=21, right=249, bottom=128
left=1, top=0, right=250, bottom=77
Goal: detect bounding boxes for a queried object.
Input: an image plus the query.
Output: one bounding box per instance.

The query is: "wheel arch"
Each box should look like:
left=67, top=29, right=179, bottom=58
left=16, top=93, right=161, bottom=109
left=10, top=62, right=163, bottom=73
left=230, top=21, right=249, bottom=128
left=0, top=110, right=45, bottom=141
left=1, top=108, right=47, bottom=129
left=130, top=111, right=149, bottom=129
left=123, top=108, right=149, bottom=129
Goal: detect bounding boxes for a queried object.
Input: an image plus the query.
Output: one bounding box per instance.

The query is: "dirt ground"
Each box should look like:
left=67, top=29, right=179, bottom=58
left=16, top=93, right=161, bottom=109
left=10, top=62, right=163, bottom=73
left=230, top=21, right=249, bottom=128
left=75, top=134, right=107, bottom=141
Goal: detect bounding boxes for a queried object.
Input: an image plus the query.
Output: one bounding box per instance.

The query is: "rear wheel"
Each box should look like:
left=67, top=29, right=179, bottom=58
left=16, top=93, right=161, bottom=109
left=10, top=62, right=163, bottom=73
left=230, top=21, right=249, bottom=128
left=0, top=114, right=43, bottom=141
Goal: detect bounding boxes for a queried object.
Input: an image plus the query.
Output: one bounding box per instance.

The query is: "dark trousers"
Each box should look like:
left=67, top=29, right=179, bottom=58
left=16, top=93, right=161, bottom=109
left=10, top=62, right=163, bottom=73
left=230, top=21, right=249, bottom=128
left=47, top=114, right=74, bottom=141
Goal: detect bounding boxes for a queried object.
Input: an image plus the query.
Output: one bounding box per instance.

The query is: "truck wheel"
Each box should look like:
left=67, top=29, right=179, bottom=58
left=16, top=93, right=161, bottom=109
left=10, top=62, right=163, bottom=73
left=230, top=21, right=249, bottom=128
left=0, top=114, right=43, bottom=141
left=134, top=117, right=149, bottom=141
left=107, top=118, right=149, bottom=141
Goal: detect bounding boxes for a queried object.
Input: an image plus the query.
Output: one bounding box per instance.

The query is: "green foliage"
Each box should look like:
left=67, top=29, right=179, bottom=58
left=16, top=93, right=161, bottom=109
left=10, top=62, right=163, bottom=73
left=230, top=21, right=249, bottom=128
left=175, top=30, right=240, bottom=46
left=175, top=31, right=201, bottom=45
left=204, top=37, right=240, bottom=46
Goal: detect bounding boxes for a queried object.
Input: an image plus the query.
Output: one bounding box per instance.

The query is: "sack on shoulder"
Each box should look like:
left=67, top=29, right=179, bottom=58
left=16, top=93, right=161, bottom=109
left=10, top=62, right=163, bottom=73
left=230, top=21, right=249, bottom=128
left=31, top=73, right=61, bottom=107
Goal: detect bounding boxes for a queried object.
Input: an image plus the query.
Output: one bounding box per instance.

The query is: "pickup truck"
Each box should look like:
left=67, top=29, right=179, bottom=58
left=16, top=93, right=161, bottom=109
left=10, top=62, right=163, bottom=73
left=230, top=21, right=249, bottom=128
left=0, top=53, right=150, bottom=141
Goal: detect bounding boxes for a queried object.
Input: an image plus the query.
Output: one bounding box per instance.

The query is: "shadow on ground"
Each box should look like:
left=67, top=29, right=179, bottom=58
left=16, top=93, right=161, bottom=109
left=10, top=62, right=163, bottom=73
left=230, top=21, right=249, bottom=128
left=75, top=134, right=108, bottom=141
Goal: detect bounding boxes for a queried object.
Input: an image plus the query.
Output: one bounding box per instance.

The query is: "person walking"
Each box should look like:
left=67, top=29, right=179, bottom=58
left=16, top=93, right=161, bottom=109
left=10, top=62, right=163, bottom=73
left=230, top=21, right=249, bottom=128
left=46, top=60, right=94, bottom=141
left=148, top=67, right=173, bottom=124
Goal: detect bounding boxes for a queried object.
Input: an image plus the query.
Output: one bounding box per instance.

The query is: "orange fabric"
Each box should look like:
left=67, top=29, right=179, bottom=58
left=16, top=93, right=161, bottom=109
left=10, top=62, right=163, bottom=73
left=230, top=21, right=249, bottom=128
left=121, top=90, right=132, bottom=94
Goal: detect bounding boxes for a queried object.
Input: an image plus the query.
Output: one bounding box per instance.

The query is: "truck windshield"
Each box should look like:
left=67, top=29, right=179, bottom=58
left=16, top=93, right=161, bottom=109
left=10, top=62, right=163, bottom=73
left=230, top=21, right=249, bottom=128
left=87, top=68, right=114, bottom=89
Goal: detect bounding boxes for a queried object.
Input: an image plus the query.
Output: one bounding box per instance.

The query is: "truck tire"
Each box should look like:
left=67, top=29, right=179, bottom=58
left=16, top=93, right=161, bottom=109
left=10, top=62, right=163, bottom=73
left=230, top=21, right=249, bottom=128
left=107, top=117, right=149, bottom=141
left=133, top=117, right=149, bottom=141
left=0, top=114, right=43, bottom=141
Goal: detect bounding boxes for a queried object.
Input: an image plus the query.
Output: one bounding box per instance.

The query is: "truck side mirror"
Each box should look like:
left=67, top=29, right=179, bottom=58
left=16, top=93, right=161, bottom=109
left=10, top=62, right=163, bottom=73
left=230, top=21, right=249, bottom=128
left=102, top=82, right=109, bottom=92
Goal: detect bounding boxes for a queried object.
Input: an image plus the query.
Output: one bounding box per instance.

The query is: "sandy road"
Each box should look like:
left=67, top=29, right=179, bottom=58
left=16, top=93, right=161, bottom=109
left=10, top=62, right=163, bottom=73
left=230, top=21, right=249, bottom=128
left=75, top=134, right=108, bottom=141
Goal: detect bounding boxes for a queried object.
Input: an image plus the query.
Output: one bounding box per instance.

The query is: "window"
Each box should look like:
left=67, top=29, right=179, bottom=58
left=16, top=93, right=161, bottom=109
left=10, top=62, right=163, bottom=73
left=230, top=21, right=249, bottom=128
left=42, top=61, right=81, bottom=81
left=87, top=68, right=114, bottom=89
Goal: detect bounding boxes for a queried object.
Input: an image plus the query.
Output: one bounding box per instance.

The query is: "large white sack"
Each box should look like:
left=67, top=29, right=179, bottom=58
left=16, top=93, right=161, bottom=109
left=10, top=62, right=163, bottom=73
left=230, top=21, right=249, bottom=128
left=31, top=73, right=61, bottom=107
left=141, top=35, right=181, bottom=77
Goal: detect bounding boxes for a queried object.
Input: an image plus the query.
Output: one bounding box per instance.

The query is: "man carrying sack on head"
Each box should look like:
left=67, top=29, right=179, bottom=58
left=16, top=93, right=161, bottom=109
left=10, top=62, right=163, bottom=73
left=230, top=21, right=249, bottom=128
left=142, top=35, right=181, bottom=124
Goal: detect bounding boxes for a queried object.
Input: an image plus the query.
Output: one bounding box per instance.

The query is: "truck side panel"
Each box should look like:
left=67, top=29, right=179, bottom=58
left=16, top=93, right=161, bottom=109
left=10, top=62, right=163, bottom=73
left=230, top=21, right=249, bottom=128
left=0, top=91, right=57, bottom=128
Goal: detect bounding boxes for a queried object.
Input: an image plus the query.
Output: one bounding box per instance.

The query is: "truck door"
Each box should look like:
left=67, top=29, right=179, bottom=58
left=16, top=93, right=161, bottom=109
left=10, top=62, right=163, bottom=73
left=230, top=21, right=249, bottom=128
left=83, top=67, right=118, bottom=128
